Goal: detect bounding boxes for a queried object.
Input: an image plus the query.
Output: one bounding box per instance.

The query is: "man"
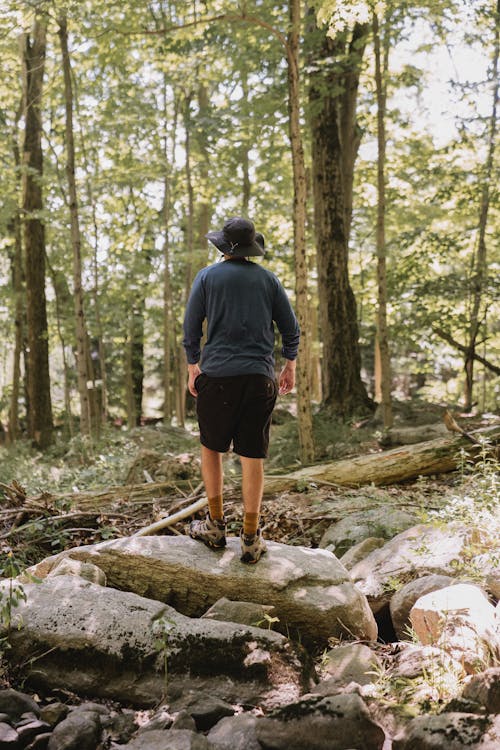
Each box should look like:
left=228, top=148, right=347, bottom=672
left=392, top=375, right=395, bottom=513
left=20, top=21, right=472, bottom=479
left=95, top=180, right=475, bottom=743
left=182, top=217, right=300, bottom=563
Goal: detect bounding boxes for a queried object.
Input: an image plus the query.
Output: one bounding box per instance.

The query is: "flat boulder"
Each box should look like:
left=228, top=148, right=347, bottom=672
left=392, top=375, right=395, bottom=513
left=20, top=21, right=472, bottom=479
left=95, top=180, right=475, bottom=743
left=28, top=535, right=377, bottom=644
left=392, top=713, right=500, bottom=749
left=0, top=576, right=309, bottom=709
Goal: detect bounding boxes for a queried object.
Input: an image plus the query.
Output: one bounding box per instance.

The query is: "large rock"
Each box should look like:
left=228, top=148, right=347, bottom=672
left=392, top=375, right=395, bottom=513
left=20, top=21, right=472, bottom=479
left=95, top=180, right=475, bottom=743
left=121, top=729, right=212, bottom=749
left=410, top=584, right=500, bottom=673
left=462, top=668, right=500, bottom=714
left=0, top=576, right=309, bottom=708
left=350, top=523, right=474, bottom=613
left=319, top=508, right=417, bottom=556
left=47, top=710, right=101, bottom=750
left=392, top=713, right=500, bottom=749
left=316, top=643, right=382, bottom=687
left=255, top=693, right=386, bottom=750
left=390, top=574, right=458, bottom=640
left=28, top=536, right=377, bottom=644
left=208, top=714, right=261, bottom=750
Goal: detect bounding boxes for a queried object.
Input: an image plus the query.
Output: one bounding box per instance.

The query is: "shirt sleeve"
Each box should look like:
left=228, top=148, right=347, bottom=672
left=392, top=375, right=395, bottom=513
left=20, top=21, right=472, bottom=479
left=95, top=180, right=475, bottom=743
left=272, top=278, right=300, bottom=360
left=182, top=271, right=206, bottom=364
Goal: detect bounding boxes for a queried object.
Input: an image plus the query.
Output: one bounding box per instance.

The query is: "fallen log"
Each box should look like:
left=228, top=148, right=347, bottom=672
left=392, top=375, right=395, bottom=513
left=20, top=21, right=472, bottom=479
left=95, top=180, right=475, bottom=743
left=262, top=423, right=500, bottom=494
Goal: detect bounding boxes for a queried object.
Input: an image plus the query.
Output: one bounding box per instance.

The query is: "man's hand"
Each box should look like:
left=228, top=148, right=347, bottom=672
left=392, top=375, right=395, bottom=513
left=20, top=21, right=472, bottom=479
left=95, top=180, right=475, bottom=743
left=279, top=360, right=296, bottom=395
left=188, top=363, right=202, bottom=397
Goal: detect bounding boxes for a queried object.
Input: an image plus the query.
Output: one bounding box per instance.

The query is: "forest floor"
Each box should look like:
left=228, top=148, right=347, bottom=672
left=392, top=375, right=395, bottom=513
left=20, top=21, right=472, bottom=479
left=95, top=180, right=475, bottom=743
left=0, top=398, right=494, bottom=569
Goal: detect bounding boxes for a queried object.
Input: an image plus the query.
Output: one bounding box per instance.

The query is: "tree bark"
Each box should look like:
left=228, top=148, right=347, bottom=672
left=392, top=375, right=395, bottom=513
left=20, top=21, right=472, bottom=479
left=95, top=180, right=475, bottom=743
left=464, top=0, right=499, bottom=410
left=8, top=95, right=24, bottom=442
left=21, top=19, right=53, bottom=448
left=59, top=15, right=94, bottom=436
left=373, top=10, right=393, bottom=429
left=288, top=0, right=315, bottom=463
left=308, top=17, right=372, bottom=417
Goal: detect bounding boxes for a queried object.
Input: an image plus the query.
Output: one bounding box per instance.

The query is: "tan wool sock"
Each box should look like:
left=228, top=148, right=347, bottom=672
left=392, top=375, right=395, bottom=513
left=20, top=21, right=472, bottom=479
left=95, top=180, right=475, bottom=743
left=243, top=512, right=259, bottom=537
left=208, top=495, right=224, bottom=521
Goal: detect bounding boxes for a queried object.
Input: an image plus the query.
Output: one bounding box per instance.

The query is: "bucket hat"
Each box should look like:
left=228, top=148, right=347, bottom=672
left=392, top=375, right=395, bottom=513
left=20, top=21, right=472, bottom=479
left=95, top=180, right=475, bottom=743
left=205, top=217, right=265, bottom=257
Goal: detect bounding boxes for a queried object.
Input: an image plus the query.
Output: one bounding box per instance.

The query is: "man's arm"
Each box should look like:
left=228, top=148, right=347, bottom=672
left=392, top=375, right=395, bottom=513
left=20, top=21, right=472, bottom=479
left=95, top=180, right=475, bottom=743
left=273, top=279, right=300, bottom=395
left=182, top=272, right=206, bottom=397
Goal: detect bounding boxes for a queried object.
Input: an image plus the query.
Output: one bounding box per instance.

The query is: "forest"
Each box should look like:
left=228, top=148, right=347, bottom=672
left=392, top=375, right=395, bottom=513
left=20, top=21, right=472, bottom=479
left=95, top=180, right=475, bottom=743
left=0, top=1, right=499, bottom=749
left=0, top=0, right=497, bottom=456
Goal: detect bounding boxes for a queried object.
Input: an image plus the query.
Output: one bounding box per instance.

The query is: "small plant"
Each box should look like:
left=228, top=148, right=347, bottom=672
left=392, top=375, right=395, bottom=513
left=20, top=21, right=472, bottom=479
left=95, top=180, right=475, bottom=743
left=152, top=615, right=177, bottom=697
left=0, top=550, right=27, bottom=638
left=255, top=613, right=280, bottom=630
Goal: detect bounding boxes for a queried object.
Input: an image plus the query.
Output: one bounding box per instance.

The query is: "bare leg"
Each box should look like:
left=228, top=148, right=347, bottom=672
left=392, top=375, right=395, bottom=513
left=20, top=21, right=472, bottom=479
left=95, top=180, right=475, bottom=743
left=240, top=456, right=264, bottom=515
left=201, top=445, right=223, bottom=497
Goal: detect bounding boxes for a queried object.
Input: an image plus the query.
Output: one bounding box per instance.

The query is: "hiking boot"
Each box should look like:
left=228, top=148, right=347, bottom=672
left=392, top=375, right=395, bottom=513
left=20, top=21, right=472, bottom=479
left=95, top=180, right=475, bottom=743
left=240, top=527, right=267, bottom=564
left=189, top=514, right=226, bottom=550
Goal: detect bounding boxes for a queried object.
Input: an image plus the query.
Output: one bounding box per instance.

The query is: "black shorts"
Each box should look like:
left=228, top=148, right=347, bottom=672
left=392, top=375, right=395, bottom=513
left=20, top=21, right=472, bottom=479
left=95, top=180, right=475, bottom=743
left=195, top=373, right=277, bottom=458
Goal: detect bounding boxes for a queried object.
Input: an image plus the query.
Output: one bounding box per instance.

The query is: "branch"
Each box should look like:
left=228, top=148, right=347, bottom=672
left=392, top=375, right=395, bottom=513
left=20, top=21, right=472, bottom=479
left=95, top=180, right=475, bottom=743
left=114, top=12, right=290, bottom=59
left=433, top=327, right=500, bottom=375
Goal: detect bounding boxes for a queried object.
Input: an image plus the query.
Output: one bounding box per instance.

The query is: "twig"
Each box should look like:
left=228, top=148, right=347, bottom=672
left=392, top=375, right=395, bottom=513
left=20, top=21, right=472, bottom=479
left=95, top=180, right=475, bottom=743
left=132, top=496, right=207, bottom=537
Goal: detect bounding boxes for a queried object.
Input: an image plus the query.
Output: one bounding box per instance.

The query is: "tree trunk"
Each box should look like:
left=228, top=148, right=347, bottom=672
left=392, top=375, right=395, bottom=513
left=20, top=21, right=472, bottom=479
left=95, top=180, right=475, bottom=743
left=308, top=17, right=372, bottom=417
left=58, top=15, right=94, bottom=436
left=263, top=424, right=500, bottom=493
left=464, top=0, right=499, bottom=411
left=21, top=20, right=53, bottom=449
left=373, top=10, right=393, bottom=429
left=8, top=96, right=24, bottom=442
left=288, top=0, right=314, bottom=463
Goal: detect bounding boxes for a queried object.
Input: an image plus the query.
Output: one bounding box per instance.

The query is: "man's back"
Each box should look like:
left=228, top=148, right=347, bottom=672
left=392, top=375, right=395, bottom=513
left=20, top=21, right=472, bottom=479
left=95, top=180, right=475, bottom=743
left=183, top=258, right=299, bottom=379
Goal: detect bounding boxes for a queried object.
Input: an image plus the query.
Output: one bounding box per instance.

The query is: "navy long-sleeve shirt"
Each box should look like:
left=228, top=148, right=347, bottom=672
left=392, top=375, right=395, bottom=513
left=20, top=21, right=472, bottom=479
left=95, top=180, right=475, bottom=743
left=183, top=258, right=300, bottom=378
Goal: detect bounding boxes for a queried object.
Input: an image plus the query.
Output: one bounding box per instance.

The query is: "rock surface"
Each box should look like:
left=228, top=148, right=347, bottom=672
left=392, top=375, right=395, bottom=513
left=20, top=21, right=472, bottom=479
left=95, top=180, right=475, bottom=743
left=410, top=583, right=500, bottom=673
left=392, top=712, right=500, bottom=749
left=28, top=535, right=377, bottom=644
left=319, top=508, right=417, bottom=556
left=390, top=574, right=458, bottom=640
left=0, top=575, right=309, bottom=708
left=350, top=523, right=474, bottom=613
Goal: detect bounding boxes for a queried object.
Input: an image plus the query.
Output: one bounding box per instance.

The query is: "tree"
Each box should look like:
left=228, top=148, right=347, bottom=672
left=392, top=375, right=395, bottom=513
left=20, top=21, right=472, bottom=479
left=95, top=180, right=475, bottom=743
left=21, top=15, right=53, bottom=448
left=463, top=0, right=499, bottom=410
left=373, top=6, right=393, bottom=428
left=308, top=10, right=373, bottom=417
left=58, top=13, right=96, bottom=436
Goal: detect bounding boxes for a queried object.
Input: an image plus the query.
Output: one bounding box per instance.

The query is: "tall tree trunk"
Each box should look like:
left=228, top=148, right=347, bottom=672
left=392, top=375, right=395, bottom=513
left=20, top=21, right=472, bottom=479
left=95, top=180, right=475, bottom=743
left=196, top=83, right=211, bottom=270
left=58, top=15, right=94, bottom=435
left=21, top=19, right=53, bottom=448
left=288, top=0, right=314, bottom=463
left=464, top=0, right=499, bottom=411
left=308, top=16, right=372, bottom=418
left=373, top=10, right=393, bottom=429
left=241, top=68, right=251, bottom=215
left=8, top=96, right=24, bottom=442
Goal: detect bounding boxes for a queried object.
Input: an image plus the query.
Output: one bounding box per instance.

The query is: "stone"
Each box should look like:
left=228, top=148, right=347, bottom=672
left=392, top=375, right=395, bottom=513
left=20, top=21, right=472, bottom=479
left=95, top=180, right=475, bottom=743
left=350, top=523, right=476, bottom=613
left=28, top=535, right=377, bottom=644
left=121, top=728, right=213, bottom=749
left=1, top=576, right=309, bottom=710
left=338, top=537, right=386, bottom=570
left=39, top=702, right=69, bottom=727
left=462, top=668, right=500, bottom=714
left=101, top=710, right=138, bottom=743
left=0, top=722, right=19, bottom=748
left=182, top=694, right=235, bottom=731
left=16, top=720, right=51, bottom=744
left=208, top=714, right=261, bottom=750
left=389, top=644, right=464, bottom=681
left=316, top=643, right=382, bottom=687
left=410, top=583, right=500, bottom=673
left=201, top=597, right=278, bottom=628
left=0, top=690, right=40, bottom=722
left=392, top=712, right=500, bottom=749
left=390, top=574, right=458, bottom=640
left=137, top=707, right=173, bottom=733
left=255, top=693, right=386, bottom=750
left=47, top=711, right=101, bottom=750
left=47, top=557, right=106, bottom=586
left=319, top=508, right=417, bottom=556
left=170, top=712, right=196, bottom=731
